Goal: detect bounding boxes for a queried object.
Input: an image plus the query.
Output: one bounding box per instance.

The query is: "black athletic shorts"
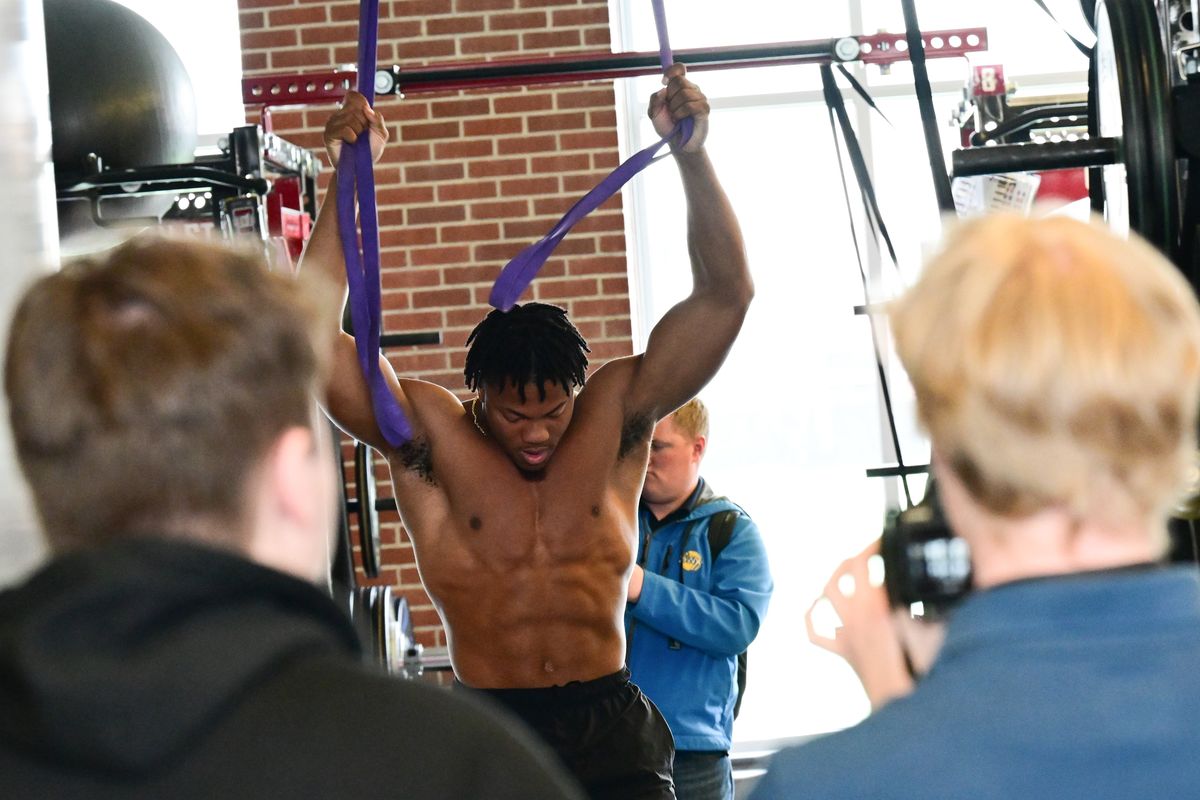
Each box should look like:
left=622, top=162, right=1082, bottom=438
left=466, top=667, right=675, bottom=800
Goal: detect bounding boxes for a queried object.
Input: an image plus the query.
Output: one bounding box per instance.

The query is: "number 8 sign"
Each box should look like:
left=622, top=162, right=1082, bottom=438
left=973, top=64, right=1007, bottom=96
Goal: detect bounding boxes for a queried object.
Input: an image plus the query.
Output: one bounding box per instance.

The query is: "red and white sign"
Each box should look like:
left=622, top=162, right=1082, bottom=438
left=972, top=65, right=1006, bottom=96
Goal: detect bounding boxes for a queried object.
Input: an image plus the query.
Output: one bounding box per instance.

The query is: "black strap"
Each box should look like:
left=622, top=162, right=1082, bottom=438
left=1030, top=0, right=1094, bottom=58
left=706, top=509, right=740, bottom=559
left=733, top=650, right=748, bottom=718
left=820, top=66, right=901, bottom=269
left=837, top=64, right=892, bottom=126
left=1179, top=155, right=1200, bottom=287
left=821, top=64, right=915, bottom=507
left=900, top=0, right=956, bottom=215
left=704, top=507, right=749, bottom=719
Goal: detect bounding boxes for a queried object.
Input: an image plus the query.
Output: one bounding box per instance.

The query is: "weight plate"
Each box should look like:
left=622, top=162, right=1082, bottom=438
left=1093, top=0, right=1179, bottom=254
left=354, top=441, right=382, bottom=579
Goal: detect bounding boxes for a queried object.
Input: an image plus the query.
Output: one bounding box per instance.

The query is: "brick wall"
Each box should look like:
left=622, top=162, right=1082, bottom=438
left=238, top=0, right=635, bottom=649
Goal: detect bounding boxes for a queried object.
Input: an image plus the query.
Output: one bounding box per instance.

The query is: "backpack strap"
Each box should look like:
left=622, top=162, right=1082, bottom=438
left=705, top=506, right=749, bottom=718
left=706, top=507, right=741, bottom=560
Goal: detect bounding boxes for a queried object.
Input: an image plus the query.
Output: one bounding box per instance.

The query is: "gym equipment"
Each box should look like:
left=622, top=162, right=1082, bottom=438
left=43, top=0, right=196, bottom=176
left=44, top=0, right=197, bottom=179
left=55, top=123, right=321, bottom=254
left=333, top=431, right=420, bottom=675
left=249, top=21, right=989, bottom=517
left=42, top=0, right=339, bottom=268
left=349, top=585, right=378, bottom=663
left=329, top=421, right=357, bottom=617
left=243, top=29, right=988, bottom=108
left=323, top=4, right=987, bottom=448
left=338, top=0, right=414, bottom=448
left=44, top=0, right=324, bottom=259
left=953, top=0, right=1200, bottom=285
left=44, top=0, right=197, bottom=245
left=353, top=441, right=381, bottom=580
left=346, top=585, right=392, bottom=669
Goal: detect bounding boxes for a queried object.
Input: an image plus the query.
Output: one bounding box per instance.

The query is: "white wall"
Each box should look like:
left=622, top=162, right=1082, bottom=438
left=0, top=0, right=58, bottom=585
left=0, top=0, right=247, bottom=586
left=110, top=0, right=246, bottom=140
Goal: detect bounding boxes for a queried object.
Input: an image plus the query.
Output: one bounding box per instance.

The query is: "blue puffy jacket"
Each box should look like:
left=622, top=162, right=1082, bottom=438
left=625, top=479, right=773, bottom=752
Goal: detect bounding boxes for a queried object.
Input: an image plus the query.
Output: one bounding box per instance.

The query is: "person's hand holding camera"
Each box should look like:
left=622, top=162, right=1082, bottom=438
left=807, top=540, right=944, bottom=711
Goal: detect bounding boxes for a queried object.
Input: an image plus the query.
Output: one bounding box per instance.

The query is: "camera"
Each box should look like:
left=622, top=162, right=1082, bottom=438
left=880, top=480, right=973, bottom=619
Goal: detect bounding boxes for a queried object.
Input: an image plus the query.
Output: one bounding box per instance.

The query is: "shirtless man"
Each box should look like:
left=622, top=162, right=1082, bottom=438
left=304, top=65, right=751, bottom=799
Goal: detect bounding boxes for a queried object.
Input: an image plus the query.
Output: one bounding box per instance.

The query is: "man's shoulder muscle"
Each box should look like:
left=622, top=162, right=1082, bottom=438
left=383, top=378, right=470, bottom=484
left=579, top=355, right=639, bottom=398
left=577, top=356, right=653, bottom=459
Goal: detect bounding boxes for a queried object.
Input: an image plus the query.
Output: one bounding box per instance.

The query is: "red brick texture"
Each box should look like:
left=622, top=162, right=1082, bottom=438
left=239, top=0, right=635, bottom=649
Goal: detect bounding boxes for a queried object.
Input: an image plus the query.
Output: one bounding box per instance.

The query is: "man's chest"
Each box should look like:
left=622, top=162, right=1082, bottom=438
left=393, top=455, right=636, bottom=557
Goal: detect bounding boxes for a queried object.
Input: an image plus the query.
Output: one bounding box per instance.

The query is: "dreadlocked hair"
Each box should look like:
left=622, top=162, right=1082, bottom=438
left=464, top=302, right=590, bottom=401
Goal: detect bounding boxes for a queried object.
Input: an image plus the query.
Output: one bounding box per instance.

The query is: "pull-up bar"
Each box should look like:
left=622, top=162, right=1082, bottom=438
left=243, top=28, right=987, bottom=107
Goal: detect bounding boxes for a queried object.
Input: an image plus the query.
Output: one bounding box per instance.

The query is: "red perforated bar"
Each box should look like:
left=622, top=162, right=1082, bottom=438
left=243, top=71, right=357, bottom=106
left=242, top=28, right=988, bottom=107
left=857, top=27, right=988, bottom=66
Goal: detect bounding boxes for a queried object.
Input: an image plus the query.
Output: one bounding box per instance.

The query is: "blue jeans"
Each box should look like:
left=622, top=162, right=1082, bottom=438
left=672, top=750, right=733, bottom=800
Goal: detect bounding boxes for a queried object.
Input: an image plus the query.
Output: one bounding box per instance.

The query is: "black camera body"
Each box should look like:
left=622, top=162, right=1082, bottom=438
left=880, top=481, right=973, bottom=619
left=880, top=472, right=1200, bottom=618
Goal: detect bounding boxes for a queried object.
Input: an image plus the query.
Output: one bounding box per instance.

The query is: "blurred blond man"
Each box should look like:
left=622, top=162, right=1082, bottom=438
left=755, top=214, right=1200, bottom=800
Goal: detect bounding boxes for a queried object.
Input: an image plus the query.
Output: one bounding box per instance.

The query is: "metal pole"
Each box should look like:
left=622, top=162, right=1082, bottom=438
left=951, top=137, right=1120, bottom=176
left=244, top=28, right=989, bottom=107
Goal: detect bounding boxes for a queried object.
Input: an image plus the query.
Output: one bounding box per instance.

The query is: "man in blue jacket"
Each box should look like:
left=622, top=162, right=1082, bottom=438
left=626, top=398, right=773, bottom=800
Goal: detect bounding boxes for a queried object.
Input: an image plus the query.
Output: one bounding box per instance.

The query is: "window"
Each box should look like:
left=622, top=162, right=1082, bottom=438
left=110, top=0, right=245, bottom=140
left=614, top=0, right=1088, bottom=743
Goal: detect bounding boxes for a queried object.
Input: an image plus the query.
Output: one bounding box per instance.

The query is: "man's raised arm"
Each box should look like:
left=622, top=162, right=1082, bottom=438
left=626, top=65, right=753, bottom=422
left=300, top=92, right=407, bottom=451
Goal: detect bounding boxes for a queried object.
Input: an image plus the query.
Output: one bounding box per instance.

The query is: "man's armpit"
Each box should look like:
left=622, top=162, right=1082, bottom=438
left=397, top=436, right=436, bottom=485
left=618, top=411, right=654, bottom=460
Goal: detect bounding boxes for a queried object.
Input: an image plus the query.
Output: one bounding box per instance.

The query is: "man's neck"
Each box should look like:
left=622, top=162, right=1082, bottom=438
left=966, top=508, right=1164, bottom=589
left=934, top=458, right=1165, bottom=589
left=644, top=479, right=703, bottom=523
left=645, top=498, right=683, bottom=521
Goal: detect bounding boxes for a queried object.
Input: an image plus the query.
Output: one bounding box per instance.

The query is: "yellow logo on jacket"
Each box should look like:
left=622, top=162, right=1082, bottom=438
left=681, top=550, right=703, bottom=572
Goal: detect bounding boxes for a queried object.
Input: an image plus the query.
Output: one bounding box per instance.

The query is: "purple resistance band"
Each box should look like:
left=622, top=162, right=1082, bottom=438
left=488, top=0, right=694, bottom=311
left=337, top=0, right=413, bottom=447
left=338, top=0, right=695, bottom=443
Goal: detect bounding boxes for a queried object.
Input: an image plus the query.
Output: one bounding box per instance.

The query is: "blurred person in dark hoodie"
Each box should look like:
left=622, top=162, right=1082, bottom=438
left=0, top=236, right=584, bottom=800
